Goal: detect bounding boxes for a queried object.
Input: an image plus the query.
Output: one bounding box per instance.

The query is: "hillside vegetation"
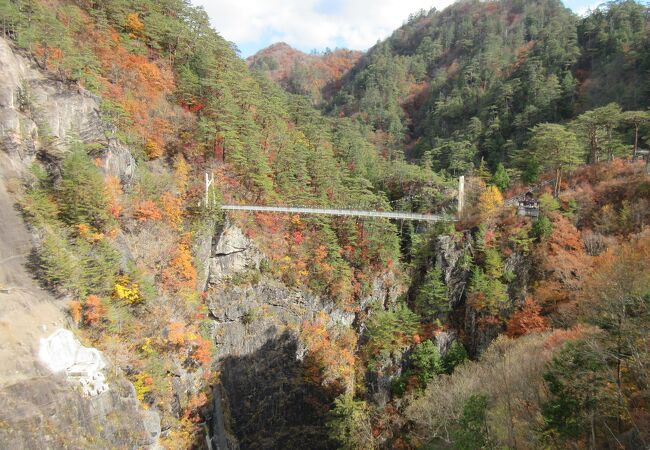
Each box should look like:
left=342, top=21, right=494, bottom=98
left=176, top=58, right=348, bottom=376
left=0, top=0, right=649, bottom=448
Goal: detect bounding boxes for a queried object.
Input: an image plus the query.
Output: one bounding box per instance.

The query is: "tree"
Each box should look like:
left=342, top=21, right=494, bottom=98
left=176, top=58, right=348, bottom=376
left=442, top=340, right=468, bottom=374
left=410, top=340, right=444, bottom=386
left=478, top=185, right=504, bottom=220
left=491, top=163, right=509, bottom=192
left=574, top=104, right=622, bottom=164
left=506, top=298, right=548, bottom=337
left=528, top=123, right=582, bottom=197
left=327, top=394, right=374, bottom=450
left=542, top=339, right=614, bottom=447
left=452, top=394, right=493, bottom=450
left=415, top=266, right=450, bottom=319
left=56, top=146, right=109, bottom=230
left=621, top=110, right=650, bottom=158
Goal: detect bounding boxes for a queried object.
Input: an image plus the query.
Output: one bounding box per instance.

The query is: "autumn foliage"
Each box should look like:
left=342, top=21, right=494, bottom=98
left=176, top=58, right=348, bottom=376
left=162, top=236, right=197, bottom=291
left=506, top=298, right=548, bottom=337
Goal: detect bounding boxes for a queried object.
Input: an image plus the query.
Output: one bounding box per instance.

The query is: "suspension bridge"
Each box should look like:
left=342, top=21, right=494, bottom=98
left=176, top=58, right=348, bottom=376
left=206, top=173, right=460, bottom=222
left=220, top=204, right=454, bottom=222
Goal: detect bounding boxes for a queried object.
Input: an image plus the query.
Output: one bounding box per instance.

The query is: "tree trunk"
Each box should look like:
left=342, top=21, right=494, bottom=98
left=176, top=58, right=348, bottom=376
left=554, top=168, right=562, bottom=198
left=633, top=124, right=639, bottom=159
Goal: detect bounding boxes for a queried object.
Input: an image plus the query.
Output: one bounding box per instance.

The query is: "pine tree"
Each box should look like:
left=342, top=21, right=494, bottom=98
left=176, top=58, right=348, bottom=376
left=415, top=266, right=450, bottom=319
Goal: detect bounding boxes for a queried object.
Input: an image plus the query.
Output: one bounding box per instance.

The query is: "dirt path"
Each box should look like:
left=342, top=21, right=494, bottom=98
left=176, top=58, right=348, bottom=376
left=0, top=153, right=67, bottom=386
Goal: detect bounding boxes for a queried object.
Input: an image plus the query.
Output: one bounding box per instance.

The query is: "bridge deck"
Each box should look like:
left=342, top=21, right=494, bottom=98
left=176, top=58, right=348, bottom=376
left=221, top=205, right=453, bottom=222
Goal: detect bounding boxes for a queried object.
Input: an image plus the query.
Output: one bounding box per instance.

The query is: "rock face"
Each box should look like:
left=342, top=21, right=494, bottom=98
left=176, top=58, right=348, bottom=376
left=203, top=222, right=398, bottom=449
left=39, top=329, right=109, bottom=397
left=208, top=221, right=263, bottom=286
left=429, top=231, right=532, bottom=356
left=0, top=37, right=160, bottom=449
left=0, top=376, right=161, bottom=449
left=0, top=37, right=135, bottom=182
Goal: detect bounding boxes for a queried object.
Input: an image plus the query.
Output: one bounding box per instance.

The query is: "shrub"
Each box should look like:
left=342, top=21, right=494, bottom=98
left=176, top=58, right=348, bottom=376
left=83, top=295, right=106, bottom=326
left=134, top=200, right=163, bottom=222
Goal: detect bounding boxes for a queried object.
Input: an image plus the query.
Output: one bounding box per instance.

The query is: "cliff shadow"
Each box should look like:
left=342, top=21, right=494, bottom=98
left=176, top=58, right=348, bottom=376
left=216, top=331, right=338, bottom=450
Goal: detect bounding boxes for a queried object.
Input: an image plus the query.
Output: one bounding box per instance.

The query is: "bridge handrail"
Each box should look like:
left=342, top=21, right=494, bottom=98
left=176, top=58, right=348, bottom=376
left=220, top=204, right=455, bottom=222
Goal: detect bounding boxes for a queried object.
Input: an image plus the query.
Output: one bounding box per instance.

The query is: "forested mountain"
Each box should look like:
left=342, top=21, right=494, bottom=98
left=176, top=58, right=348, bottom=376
left=319, top=0, right=650, bottom=172
left=0, top=0, right=649, bottom=449
left=248, top=42, right=362, bottom=105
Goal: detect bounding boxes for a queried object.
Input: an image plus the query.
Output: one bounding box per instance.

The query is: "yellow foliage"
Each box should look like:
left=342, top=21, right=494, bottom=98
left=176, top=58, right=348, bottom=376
left=133, top=372, right=154, bottom=402
left=173, top=154, right=189, bottom=194
left=144, top=139, right=163, bottom=159
left=479, top=185, right=504, bottom=219
left=125, top=12, right=144, bottom=38
left=113, top=275, right=142, bottom=304
left=141, top=337, right=155, bottom=356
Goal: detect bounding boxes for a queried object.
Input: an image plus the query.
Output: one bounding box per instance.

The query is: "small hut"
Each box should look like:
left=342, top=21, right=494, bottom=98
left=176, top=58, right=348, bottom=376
left=517, top=191, right=540, bottom=219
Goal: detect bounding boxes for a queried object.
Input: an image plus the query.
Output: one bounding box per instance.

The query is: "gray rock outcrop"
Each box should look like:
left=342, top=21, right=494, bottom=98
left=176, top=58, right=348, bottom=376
left=0, top=37, right=135, bottom=183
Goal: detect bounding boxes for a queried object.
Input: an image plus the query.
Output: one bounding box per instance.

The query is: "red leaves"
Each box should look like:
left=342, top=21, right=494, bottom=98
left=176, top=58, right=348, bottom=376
left=506, top=298, right=549, bottom=337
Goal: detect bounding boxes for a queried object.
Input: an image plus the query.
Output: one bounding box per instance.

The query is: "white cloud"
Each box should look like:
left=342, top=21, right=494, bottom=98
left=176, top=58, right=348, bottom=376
left=191, top=0, right=455, bottom=55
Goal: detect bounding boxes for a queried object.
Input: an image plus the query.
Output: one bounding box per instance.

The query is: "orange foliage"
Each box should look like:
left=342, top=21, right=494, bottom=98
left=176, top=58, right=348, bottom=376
left=160, top=192, right=183, bottom=229
left=543, top=325, right=591, bottom=350
left=506, top=298, right=549, bottom=337
left=134, top=200, right=163, bottom=222
left=301, top=312, right=357, bottom=392
left=105, top=175, right=124, bottom=219
left=162, top=235, right=197, bottom=292
left=168, top=322, right=187, bottom=346
left=183, top=392, right=208, bottom=422
left=192, top=337, right=212, bottom=366
left=69, top=300, right=82, bottom=325
left=532, top=213, right=590, bottom=310
left=84, top=295, right=106, bottom=326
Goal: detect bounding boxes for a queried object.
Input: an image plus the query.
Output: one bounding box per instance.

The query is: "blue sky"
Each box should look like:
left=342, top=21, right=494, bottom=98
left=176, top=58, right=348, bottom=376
left=191, top=0, right=604, bottom=58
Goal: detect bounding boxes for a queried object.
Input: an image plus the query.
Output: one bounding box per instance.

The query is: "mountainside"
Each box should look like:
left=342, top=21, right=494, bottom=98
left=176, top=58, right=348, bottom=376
left=317, top=0, right=650, bottom=168
left=248, top=42, right=362, bottom=104
left=0, top=0, right=649, bottom=449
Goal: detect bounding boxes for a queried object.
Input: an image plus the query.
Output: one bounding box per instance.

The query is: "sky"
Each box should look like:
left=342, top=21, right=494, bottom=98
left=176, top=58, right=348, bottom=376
left=191, top=0, right=603, bottom=58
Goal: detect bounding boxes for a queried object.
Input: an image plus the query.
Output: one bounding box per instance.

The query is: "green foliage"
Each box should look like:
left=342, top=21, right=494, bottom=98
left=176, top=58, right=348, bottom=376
left=38, top=230, right=81, bottom=293
left=37, top=230, right=120, bottom=297
left=56, top=145, right=109, bottom=230
left=452, top=394, right=493, bottom=450
left=538, top=193, right=560, bottom=212
left=490, top=163, right=509, bottom=192
left=532, top=215, right=553, bottom=240
left=327, top=394, right=373, bottom=450
left=577, top=1, right=650, bottom=111
left=410, top=340, right=444, bottom=386
left=442, top=340, right=468, bottom=374
left=468, top=267, right=508, bottom=315
left=541, top=340, right=612, bottom=442
left=365, top=303, right=419, bottom=371
left=415, top=266, right=449, bottom=319
left=333, top=0, right=582, bottom=171
left=527, top=123, right=582, bottom=194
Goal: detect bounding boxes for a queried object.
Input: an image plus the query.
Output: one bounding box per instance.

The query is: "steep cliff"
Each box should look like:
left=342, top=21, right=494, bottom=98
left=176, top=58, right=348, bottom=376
left=0, top=37, right=159, bottom=447
left=203, top=221, right=400, bottom=449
